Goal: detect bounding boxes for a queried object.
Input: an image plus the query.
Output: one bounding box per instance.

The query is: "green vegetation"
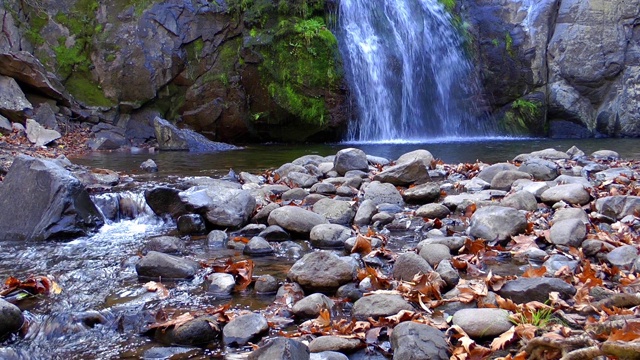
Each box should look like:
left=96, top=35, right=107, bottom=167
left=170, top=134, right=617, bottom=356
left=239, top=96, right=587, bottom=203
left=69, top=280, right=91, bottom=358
left=65, top=72, right=114, bottom=107
left=510, top=305, right=554, bottom=328
left=24, top=12, right=48, bottom=46
left=505, top=32, right=514, bottom=57
left=438, top=0, right=456, bottom=13
left=502, top=98, right=541, bottom=134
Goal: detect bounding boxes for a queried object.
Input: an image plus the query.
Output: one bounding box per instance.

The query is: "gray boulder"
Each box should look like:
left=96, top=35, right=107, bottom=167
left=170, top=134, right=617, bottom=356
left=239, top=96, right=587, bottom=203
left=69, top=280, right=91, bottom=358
left=310, top=224, right=352, bottom=249
left=177, top=214, right=206, bottom=235
left=435, top=260, right=460, bottom=288
left=223, top=313, right=269, bottom=346
left=468, top=206, right=527, bottom=241
left=248, top=337, right=310, bottom=360
left=499, top=277, right=576, bottom=303
left=415, top=203, right=450, bottom=219
left=308, top=336, right=362, bottom=353
left=354, top=199, right=377, bottom=226
left=592, top=150, right=620, bottom=161
left=288, top=251, right=354, bottom=292
left=501, top=190, right=538, bottom=211
left=0, top=156, right=103, bottom=241
left=401, top=183, right=441, bottom=203
left=144, top=235, right=184, bottom=254
left=281, top=188, right=309, bottom=202
left=254, top=275, right=279, bottom=294
left=552, top=208, right=590, bottom=224
left=518, top=157, right=559, bottom=181
left=243, top=237, right=274, bottom=256
left=26, top=118, right=61, bottom=147
left=540, top=184, right=591, bottom=205
left=549, top=219, right=586, bottom=247
left=292, top=293, right=335, bottom=319
left=396, top=149, right=434, bottom=168
left=0, top=299, right=24, bottom=339
left=373, top=159, right=430, bottom=186
left=452, top=308, right=512, bottom=338
left=182, top=187, right=256, bottom=228
left=392, top=252, right=433, bottom=281
left=268, top=206, right=328, bottom=235
left=352, top=294, right=413, bottom=321
left=491, top=170, right=532, bottom=191
left=595, top=196, right=640, bottom=220
left=477, top=163, right=518, bottom=183
left=153, top=117, right=189, bottom=151
left=363, top=181, right=404, bottom=206
left=140, top=159, right=158, bottom=173
left=419, top=244, right=451, bottom=268
left=390, top=321, right=449, bottom=360
left=312, top=198, right=355, bottom=225
left=136, top=251, right=200, bottom=280
left=145, top=187, right=189, bottom=218
left=606, top=245, right=638, bottom=267
left=334, top=148, right=368, bottom=175
left=153, top=315, right=220, bottom=346
left=286, top=172, right=318, bottom=188
left=0, top=75, right=32, bottom=121
left=514, top=149, right=570, bottom=162
left=207, top=273, right=236, bottom=295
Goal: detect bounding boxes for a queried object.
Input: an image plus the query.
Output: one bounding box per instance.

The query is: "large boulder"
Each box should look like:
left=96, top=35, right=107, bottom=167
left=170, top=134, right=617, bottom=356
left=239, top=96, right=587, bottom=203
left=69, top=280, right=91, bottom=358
left=540, top=184, right=590, bottom=205
left=0, top=74, right=32, bottom=122
left=136, top=251, right=200, bottom=280
left=223, top=313, right=269, bottom=346
left=390, top=321, right=449, bottom=360
left=373, top=159, right=430, bottom=186
left=288, top=251, right=354, bottom=292
left=268, top=206, right=328, bottom=235
left=153, top=117, right=189, bottom=151
left=248, top=337, right=310, bottom=360
left=595, top=196, right=640, bottom=220
left=0, top=299, right=24, bottom=339
left=312, top=198, right=355, bottom=225
left=468, top=206, right=527, bottom=241
left=334, top=148, right=368, bottom=175
left=179, top=186, right=256, bottom=228
left=452, top=308, right=512, bottom=338
left=396, top=150, right=434, bottom=168
left=0, top=156, right=103, bottom=241
left=363, top=181, right=404, bottom=206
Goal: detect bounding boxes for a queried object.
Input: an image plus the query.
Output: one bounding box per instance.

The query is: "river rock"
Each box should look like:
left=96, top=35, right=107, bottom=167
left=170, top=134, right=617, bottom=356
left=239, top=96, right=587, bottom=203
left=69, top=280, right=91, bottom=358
left=435, top=260, right=460, bottom=287
left=499, top=277, right=576, bottom=303
left=336, top=283, right=363, bottom=302
left=582, top=240, right=615, bottom=258
left=288, top=251, right=354, bottom=292
left=311, top=182, right=337, bottom=195
left=308, top=336, right=363, bottom=353
left=540, top=184, right=591, bottom=205
left=543, top=254, right=579, bottom=274
left=254, top=275, right=279, bottom=294
left=552, top=208, right=590, bottom=225
left=443, top=190, right=505, bottom=210
left=276, top=163, right=307, bottom=178
left=595, top=196, right=640, bottom=220
left=402, top=183, right=441, bottom=203
left=501, top=190, right=538, bottom=211
left=268, top=206, right=328, bottom=235
left=312, top=198, right=355, bottom=225
left=553, top=175, right=592, bottom=188
left=468, top=206, right=527, bottom=241
left=591, top=150, right=619, bottom=161
left=396, top=149, right=434, bottom=168
left=594, top=168, right=636, bottom=182
left=154, top=315, right=220, bottom=346
left=354, top=199, right=377, bottom=225
left=518, top=157, right=559, bottom=181
left=477, top=163, right=518, bottom=183
left=180, top=186, right=256, bottom=228
left=514, top=149, right=570, bottom=161
left=252, top=203, right=280, bottom=223
left=606, top=245, right=638, bottom=267
left=0, top=75, right=32, bottom=121
left=286, top=172, right=318, bottom=188
left=310, top=224, right=352, bottom=249
left=419, top=244, right=451, bottom=268
left=363, top=181, right=404, bottom=206
left=334, top=148, right=368, bottom=175
left=140, top=159, right=158, bottom=172
left=0, top=299, right=23, bottom=339
left=0, top=114, right=11, bottom=134
left=0, top=155, right=103, bottom=241
left=292, top=293, right=335, bottom=319
left=243, top=237, right=274, bottom=256
left=390, top=321, right=449, bottom=360
left=417, top=236, right=466, bottom=252
left=145, top=235, right=184, bottom=254
left=25, top=118, right=61, bottom=147
left=310, top=352, right=348, bottom=360
left=415, top=203, right=450, bottom=219
left=258, top=225, right=290, bottom=242
left=145, top=187, right=188, bottom=218
left=153, top=117, right=188, bottom=150
left=490, top=170, right=532, bottom=191
left=281, top=188, right=309, bottom=202
left=452, top=308, right=512, bottom=338
left=549, top=219, right=586, bottom=247
left=223, top=313, right=269, bottom=346
left=512, top=179, right=550, bottom=199
left=207, top=273, right=236, bottom=295
left=248, top=337, right=310, bottom=360
left=373, top=158, right=430, bottom=186
left=393, top=252, right=433, bottom=281
left=135, top=251, right=200, bottom=280
left=207, top=230, right=227, bottom=249
left=464, top=177, right=491, bottom=192
left=177, top=214, right=206, bottom=235
left=352, top=294, right=413, bottom=321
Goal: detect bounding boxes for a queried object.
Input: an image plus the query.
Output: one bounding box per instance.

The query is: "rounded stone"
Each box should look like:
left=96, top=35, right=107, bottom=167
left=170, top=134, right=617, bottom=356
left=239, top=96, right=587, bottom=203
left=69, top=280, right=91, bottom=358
left=288, top=251, right=355, bottom=292
left=207, top=273, right=236, bottom=295
left=415, top=203, right=450, bottom=219
left=606, top=245, right=638, bottom=266
left=308, top=336, right=363, bottom=353
left=419, top=244, right=452, bottom=268
left=392, top=252, right=433, bottom=281
left=254, top=275, right=279, bottom=294
left=292, top=293, right=336, bottom=319
left=334, top=148, right=368, bottom=175
left=468, top=206, right=528, bottom=241
left=243, top=236, right=274, bottom=256
left=352, top=294, right=413, bottom=320
left=0, top=299, right=24, bottom=339
left=310, top=224, right=353, bottom=249
left=223, top=313, right=269, bottom=346
left=549, top=219, right=587, bottom=247
left=390, top=321, right=449, bottom=360
left=540, top=184, right=591, bottom=205
left=268, top=206, right=328, bottom=235
left=452, top=308, right=513, bottom=338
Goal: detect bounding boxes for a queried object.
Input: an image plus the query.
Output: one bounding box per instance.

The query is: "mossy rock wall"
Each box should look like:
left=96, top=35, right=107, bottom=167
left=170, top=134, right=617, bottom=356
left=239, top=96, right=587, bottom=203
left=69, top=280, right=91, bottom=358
left=3, top=0, right=348, bottom=143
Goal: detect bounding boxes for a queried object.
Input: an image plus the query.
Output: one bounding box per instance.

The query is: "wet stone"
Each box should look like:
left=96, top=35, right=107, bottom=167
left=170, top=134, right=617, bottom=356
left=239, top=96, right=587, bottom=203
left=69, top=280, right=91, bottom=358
left=336, top=283, right=363, bottom=302
left=292, top=293, right=335, bottom=319
left=243, top=236, right=274, bottom=256
left=288, top=251, right=354, bottom=292
left=140, top=159, right=158, bottom=173
left=223, top=313, right=269, bottom=346
left=154, top=315, right=220, bottom=346
left=207, top=273, right=235, bottom=295
left=354, top=199, right=377, bottom=226
left=390, top=321, right=449, bottom=360
left=310, top=224, right=353, bottom=249
left=252, top=203, right=280, bottom=224
left=371, top=212, right=394, bottom=226
left=268, top=206, right=328, bottom=235
left=207, top=230, right=227, bottom=249
left=177, top=214, right=206, bottom=235
left=136, top=251, right=200, bottom=280
left=499, top=277, right=576, bottom=304
left=352, top=294, right=413, bottom=321
left=258, top=225, right=290, bottom=242
left=419, top=243, right=451, bottom=268
left=254, top=275, right=279, bottom=294
left=144, top=235, right=184, bottom=254
left=0, top=299, right=24, bottom=339
left=233, top=223, right=267, bottom=238
left=248, top=337, right=310, bottom=360
left=308, top=336, right=363, bottom=353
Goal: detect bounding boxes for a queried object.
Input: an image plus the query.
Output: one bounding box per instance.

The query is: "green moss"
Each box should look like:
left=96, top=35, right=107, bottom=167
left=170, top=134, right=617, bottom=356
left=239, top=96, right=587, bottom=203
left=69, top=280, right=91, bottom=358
left=53, top=40, right=91, bottom=77
left=501, top=98, right=541, bottom=134
left=105, top=53, right=116, bottom=62
left=505, top=32, right=514, bottom=57
left=24, top=12, right=48, bottom=46
left=438, top=0, right=456, bottom=13
left=65, top=72, right=114, bottom=107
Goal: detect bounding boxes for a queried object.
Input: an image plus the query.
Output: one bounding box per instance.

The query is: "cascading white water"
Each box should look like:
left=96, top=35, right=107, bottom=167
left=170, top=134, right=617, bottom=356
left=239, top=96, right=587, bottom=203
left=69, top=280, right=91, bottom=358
left=337, top=0, right=491, bottom=142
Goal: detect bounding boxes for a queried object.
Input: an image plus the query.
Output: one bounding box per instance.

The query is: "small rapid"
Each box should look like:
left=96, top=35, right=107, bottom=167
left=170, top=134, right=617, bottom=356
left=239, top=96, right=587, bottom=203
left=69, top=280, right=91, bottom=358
left=337, top=0, right=493, bottom=142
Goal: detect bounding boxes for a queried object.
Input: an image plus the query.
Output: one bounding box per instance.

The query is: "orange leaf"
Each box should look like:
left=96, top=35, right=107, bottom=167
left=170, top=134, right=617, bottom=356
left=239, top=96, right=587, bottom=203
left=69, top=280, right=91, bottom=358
left=464, top=203, right=477, bottom=218
left=351, top=235, right=372, bottom=255
left=315, top=308, right=331, bottom=327
left=490, top=326, right=516, bottom=351
left=147, top=312, right=194, bottom=331
left=144, top=281, right=169, bottom=299
left=522, top=266, right=546, bottom=278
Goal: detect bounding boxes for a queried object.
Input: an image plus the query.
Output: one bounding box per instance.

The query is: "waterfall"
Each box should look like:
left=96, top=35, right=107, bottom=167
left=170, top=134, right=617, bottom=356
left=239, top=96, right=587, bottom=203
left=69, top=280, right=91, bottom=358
left=337, top=0, right=491, bottom=142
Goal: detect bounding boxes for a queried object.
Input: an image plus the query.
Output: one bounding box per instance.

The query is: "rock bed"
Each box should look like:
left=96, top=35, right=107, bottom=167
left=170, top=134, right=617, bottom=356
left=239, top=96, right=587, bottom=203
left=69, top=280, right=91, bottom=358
left=2, top=146, right=640, bottom=359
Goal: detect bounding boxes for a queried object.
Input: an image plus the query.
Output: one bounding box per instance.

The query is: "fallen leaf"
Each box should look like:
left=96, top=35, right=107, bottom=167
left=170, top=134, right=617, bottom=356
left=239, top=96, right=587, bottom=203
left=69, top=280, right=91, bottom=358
left=144, top=281, right=169, bottom=299
left=147, top=312, right=194, bottom=331
left=491, top=326, right=517, bottom=351
left=522, top=266, right=547, bottom=278
left=351, top=235, right=372, bottom=255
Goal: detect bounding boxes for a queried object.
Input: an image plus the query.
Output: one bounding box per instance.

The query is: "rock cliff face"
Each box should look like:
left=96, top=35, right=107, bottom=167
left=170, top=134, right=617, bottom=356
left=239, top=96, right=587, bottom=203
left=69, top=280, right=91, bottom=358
left=0, top=0, right=348, bottom=144
left=463, top=0, right=640, bottom=137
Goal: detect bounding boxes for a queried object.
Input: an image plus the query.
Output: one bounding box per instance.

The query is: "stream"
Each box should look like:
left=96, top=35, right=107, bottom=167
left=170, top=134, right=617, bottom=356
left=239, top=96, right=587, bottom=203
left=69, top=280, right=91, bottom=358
left=1, top=138, right=640, bottom=359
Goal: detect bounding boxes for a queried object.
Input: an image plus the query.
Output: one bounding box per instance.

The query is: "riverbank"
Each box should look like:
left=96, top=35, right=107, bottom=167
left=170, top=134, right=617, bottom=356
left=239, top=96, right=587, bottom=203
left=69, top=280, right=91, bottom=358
left=1, top=144, right=639, bottom=359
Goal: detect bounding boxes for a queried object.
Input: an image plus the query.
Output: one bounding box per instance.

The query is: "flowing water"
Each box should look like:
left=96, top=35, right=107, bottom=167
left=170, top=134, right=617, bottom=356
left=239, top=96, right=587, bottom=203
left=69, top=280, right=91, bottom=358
left=337, top=0, right=492, bottom=142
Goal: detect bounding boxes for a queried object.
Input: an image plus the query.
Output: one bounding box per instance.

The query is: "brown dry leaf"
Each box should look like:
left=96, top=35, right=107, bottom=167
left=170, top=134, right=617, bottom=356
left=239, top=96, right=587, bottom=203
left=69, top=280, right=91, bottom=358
left=522, top=266, right=547, bottom=278
left=510, top=234, right=539, bottom=255
left=514, top=324, right=537, bottom=340
left=231, top=236, right=251, bottom=244
left=316, top=308, right=331, bottom=328
left=576, top=260, right=603, bottom=288
left=351, top=235, right=372, bottom=255
left=357, top=266, right=392, bottom=290
left=144, top=281, right=169, bottom=299
left=450, top=325, right=492, bottom=360
left=212, top=258, right=255, bottom=292
left=496, top=295, right=518, bottom=312
left=608, top=322, right=640, bottom=341
left=148, top=312, right=194, bottom=331
left=490, top=326, right=517, bottom=351
left=463, top=238, right=486, bottom=255
left=464, top=203, right=477, bottom=218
